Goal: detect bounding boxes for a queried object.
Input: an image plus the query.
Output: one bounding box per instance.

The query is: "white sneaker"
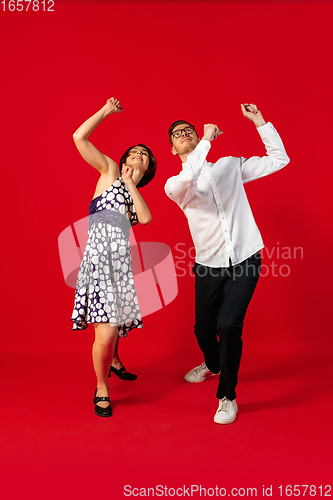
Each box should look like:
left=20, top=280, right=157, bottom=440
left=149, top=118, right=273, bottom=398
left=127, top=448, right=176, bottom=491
left=184, top=362, right=219, bottom=383
left=214, top=397, right=238, bottom=424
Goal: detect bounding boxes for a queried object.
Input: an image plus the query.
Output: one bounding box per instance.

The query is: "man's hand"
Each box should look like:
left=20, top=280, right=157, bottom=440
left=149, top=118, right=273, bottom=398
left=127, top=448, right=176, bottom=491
left=105, top=97, right=123, bottom=114
left=241, top=103, right=266, bottom=127
left=202, top=124, right=223, bottom=142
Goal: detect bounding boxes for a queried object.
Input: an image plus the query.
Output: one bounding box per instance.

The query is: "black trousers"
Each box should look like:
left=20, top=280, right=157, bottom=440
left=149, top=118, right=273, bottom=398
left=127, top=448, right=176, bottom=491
left=193, top=252, right=261, bottom=400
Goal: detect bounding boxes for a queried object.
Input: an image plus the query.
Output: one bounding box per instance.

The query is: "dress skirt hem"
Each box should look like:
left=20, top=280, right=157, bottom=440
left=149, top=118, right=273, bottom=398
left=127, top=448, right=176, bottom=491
left=71, top=319, right=143, bottom=337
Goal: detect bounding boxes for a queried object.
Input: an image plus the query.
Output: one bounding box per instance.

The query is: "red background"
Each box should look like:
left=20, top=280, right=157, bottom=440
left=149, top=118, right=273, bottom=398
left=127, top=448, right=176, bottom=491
left=1, top=2, right=332, bottom=498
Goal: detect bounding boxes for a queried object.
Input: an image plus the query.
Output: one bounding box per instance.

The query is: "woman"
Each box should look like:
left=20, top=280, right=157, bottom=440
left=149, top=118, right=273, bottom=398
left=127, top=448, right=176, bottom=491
left=71, top=97, right=156, bottom=417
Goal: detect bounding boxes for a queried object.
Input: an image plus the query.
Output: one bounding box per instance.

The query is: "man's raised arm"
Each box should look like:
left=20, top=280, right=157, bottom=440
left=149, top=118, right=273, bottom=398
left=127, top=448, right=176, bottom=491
left=238, top=103, right=290, bottom=183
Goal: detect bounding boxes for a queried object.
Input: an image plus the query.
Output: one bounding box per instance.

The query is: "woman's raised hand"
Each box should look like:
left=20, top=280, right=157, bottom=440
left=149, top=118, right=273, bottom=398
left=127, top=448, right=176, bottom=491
left=105, top=97, right=123, bottom=114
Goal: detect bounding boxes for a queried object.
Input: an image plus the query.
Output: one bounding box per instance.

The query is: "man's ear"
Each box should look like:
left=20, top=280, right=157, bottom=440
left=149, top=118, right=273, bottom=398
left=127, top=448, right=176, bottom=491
left=171, top=146, right=178, bottom=156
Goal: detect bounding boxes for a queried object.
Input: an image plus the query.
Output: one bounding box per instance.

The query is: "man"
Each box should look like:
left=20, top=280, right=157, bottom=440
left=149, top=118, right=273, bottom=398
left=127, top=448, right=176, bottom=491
left=165, top=103, right=289, bottom=424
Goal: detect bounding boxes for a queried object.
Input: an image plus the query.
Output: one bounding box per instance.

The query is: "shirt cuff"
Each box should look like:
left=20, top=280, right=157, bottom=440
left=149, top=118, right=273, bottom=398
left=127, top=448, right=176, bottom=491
left=185, top=139, right=211, bottom=161
left=256, top=122, right=278, bottom=139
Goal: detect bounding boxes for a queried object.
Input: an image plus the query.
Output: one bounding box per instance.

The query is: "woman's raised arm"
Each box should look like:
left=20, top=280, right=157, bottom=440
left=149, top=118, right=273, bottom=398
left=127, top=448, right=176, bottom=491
left=73, top=97, right=123, bottom=175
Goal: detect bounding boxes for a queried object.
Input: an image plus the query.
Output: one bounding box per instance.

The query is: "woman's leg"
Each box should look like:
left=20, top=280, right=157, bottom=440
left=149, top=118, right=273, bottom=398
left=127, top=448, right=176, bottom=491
left=110, top=336, right=137, bottom=380
left=112, top=336, right=122, bottom=370
left=93, top=322, right=118, bottom=408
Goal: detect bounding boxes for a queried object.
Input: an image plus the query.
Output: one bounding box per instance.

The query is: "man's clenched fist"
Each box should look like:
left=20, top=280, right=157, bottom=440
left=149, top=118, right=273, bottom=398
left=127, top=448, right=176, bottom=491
left=241, top=103, right=266, bottom=127
left=202, top=124, right=223, bottom=142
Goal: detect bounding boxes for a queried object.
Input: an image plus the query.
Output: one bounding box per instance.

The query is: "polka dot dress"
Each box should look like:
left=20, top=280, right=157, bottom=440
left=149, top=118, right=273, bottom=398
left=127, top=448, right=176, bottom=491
left=71, top=177, right=143, bottom=336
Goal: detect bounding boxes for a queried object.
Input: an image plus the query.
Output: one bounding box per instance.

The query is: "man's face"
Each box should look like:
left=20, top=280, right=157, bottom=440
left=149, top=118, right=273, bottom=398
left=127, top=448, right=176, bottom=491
left=170, top=123, right=200, bottom=157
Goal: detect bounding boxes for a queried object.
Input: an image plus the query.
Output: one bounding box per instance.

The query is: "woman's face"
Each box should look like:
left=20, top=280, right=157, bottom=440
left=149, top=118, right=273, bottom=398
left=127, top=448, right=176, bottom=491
left=125, top=146, right=150, bottom=173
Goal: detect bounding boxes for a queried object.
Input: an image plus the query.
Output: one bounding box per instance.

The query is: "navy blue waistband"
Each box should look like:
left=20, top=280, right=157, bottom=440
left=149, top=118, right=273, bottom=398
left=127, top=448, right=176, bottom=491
left=88, top=209, right=131, bottom=238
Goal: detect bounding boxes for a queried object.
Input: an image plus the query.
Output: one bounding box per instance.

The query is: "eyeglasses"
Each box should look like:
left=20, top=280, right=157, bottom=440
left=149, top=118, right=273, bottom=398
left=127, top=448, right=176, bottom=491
left=171, top=126, right=195, bottom=139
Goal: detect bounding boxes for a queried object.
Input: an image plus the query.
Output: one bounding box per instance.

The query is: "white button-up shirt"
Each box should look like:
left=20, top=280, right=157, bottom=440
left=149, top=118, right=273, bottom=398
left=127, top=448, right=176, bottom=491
left=165, top=122, right=290, bottom=267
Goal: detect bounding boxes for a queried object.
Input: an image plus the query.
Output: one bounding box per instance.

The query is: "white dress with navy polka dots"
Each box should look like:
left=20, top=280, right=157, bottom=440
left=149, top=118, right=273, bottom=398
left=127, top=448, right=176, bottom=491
left=71, top=177, right=143, bottom=336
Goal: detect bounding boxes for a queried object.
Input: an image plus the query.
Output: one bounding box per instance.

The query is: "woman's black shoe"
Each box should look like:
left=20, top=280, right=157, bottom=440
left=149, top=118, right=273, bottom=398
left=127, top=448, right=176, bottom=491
left=108, top=365, right=137, bottom=381
left=93, top=389, right=112, bottom=417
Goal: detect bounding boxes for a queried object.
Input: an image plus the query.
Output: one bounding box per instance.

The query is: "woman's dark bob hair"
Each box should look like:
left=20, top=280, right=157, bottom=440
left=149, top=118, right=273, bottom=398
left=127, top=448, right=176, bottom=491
left=119, top=144, right=157, bottom=188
